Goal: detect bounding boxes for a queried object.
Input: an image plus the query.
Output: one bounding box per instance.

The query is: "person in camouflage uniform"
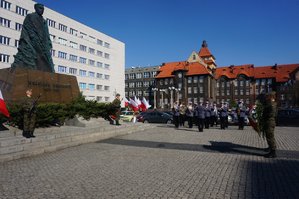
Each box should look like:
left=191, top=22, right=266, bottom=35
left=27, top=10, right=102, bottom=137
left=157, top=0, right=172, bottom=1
left=111, top=93, right=121, bottom=125
left=22, top=89, right=38, bottom=138
left=263, top=92, right=277, bottom=158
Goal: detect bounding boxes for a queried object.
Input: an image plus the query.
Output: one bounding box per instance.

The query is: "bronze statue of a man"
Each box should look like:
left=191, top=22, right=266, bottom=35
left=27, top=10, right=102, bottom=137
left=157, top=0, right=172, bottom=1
left=12, top=3, right=54, bottom=73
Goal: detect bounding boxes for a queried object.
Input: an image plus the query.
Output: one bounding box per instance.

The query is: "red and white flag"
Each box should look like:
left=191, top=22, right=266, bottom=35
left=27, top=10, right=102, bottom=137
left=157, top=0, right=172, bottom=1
left=140, top=97, right=151, bottom=112
left=124, top=97, right=129, bottom=107
left=134, top=96, right=142, bottom=108
left=129, top=98, right=139, bottom=112
left=0, top=89, right=10, bottom=118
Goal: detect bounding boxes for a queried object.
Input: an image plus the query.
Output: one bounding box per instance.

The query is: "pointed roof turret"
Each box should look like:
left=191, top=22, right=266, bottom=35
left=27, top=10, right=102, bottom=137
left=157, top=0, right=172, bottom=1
left=198, top=40, right=213, bottom=57
left=198, top=40, right=216, bottom=70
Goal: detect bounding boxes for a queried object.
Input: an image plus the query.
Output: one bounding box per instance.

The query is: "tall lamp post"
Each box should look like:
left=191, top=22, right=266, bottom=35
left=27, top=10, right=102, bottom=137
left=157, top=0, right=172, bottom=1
left=160, top=89, right=167, bottom=109
left=152, top=88, right=158, bottom=109
left=169, top=87, right=175, bottom=108
left=175, top=88, right=181, bottom=103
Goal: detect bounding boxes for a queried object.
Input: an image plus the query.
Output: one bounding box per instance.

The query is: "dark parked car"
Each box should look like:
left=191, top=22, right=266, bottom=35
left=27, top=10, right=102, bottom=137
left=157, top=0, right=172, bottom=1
left=277, top=108, right=299, bottom=127
left=163, top=111, right=174, bottom=116
left=137, top=111, right=173, bottom=124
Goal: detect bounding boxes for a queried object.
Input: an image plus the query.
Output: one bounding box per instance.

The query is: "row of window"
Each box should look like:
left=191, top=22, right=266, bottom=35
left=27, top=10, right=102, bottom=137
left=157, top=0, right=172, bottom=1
left=215, top=98, right=251, bottom=105
left=187, top=76, right=205, bottom=84
left=0, top=53, right=9, bottom=63
left=0, top=0, right=111, bottom=49
left=0, top=35, right=19, bottom=47
left=125, top=91, right=150, bottom=98
left=83, top=95, right=110, bottom=102
left=46, top=18, right=110, bottom=48
left=53, top=50, right=110, bottom=69
left=187, top=87, right=204, bottom=94
left=79, top=82, right=110, bottom=91
left=125, top=81, right=154, bottom=88
left=1, top=0, right=28, bottom=16
left=0, top=16, right=23, bottom=31
left=216, top=89, right=251, bottom=96
left=50, top=35, right=110, bottom=59
left=217, top=80, right=251, bottom=88
left=0, top=35, right=10, bottom=45
left=57, top=65, right=110, bottom=80
left=0, top=0, right=10, bottom=10
left=125, top=71, right=156, bottom=79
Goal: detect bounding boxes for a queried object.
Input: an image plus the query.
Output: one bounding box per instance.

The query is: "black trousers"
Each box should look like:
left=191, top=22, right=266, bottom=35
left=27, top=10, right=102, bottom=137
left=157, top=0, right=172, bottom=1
left=238, top=117, right=245, bottom=130
left=187, top=116, right=193, bottom=128
left=173, top=115, right=179, bottom=128
left=210, top=116, right=216, bottom=127
left=205, top=117, right=210, bottom=128
left=220, top=116, right=227, bottom=129
left=197, top=118, right=204, bottom=132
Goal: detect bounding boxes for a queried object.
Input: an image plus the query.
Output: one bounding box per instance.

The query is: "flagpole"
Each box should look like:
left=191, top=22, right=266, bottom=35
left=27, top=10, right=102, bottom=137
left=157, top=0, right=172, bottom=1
left=152, top=88, right=158, bottom=109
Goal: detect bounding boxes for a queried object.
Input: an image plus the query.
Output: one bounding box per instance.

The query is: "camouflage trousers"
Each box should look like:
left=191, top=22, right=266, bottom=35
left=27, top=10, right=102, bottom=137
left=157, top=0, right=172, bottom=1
left=23, top=113, right=36, bottom=132
left=265, top=121, right=276, bottom=150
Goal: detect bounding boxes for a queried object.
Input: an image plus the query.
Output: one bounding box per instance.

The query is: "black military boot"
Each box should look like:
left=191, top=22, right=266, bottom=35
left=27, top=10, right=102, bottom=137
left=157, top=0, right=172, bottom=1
left=22, top=130, right=27, bottom=138
left=22, top=131, right=31, bottom=138
left=115, top=121, right=121, bottom=126
left=29, top=131, right=36, bottom=138
left=264, top=150, right=277, bottom=158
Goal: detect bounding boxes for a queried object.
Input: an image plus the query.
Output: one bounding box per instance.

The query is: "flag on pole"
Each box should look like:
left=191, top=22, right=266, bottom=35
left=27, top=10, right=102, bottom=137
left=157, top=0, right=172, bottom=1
left=0, top=89, right=10, bottom=118
left=140, top=97, right=151, bottom=112
left=129, top=98, right=139, bottom=112
left=124, top=97, right=129, bottom=107
left=134, top=96, right=142, bottom=109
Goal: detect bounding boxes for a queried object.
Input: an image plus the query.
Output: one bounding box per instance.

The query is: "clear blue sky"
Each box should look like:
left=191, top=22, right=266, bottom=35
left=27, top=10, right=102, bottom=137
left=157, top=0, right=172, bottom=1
left=36, top=0, right=299, bottom=68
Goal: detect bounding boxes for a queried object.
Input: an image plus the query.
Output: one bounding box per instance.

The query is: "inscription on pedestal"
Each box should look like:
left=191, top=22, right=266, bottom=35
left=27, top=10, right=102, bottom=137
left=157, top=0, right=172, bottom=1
left=0, top=68, right=80, bottom=104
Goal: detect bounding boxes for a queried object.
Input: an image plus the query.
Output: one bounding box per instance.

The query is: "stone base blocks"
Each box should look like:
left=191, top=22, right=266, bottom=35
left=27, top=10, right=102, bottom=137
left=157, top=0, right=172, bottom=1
left=0, top=118, right=154, bottom=162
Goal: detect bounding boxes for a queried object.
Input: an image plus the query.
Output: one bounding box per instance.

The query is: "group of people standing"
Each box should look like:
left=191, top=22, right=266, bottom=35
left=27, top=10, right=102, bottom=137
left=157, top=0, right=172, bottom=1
left=172, top=100, right=248, bottom=132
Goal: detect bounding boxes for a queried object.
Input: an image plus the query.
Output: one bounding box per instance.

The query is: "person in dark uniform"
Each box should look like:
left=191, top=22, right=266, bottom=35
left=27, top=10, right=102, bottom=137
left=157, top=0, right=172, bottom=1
left=172, top=101, right=180, bottom=128
left=179, top=102, right=186, bottom=127
left=210, top=103, right=217, bottom=127
left=219, top=102, right=228, bottom=130
left=22, top=89, right=39, bottom=138
left=186, top=102, right=194, bottom=128
left=111, top=93, right=121, bottom=125
left=237, top=100, right=246, bottom=130
left=204, top=101, right=211, bottom=129
left=195, top=102, right=205, bottom=132
left=263, top=92, right=278, bottom=158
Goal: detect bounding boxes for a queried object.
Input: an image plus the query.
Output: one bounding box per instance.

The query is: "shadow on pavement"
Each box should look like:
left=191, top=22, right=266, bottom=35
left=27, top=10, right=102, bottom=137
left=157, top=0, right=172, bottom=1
left=99, top=138, right=299, bottom=159
left=248, top=159, right=299, bottom=198
left=203, top=141, right=265, bottom=156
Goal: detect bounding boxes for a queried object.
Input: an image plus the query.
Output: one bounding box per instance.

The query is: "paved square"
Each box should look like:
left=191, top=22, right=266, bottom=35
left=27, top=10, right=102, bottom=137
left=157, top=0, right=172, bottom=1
left=0, top=125, right=299, bottom=199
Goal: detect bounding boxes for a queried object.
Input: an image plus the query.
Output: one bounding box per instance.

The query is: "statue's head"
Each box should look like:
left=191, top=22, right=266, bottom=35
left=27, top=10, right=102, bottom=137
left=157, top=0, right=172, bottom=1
left=34, top=3, right=44, bottom=16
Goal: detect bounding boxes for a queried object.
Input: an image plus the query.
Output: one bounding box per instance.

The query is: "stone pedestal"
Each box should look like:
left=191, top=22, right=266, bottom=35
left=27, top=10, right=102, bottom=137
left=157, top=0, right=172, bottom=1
left=0, top=68, right=80, bottom=104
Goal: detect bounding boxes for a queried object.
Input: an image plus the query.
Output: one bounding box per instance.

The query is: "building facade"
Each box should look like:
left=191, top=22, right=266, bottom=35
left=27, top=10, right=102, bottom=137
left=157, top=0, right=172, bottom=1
left=0, top=0, right=125, bottom=102
left=154, top=41, right=299, bottom=109
left=125, top=66, right=158, bottom=105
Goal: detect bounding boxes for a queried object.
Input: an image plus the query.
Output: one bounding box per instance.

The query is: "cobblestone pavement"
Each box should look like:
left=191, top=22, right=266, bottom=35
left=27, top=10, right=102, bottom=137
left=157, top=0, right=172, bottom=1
left=0, top=125, right=299, bottom=199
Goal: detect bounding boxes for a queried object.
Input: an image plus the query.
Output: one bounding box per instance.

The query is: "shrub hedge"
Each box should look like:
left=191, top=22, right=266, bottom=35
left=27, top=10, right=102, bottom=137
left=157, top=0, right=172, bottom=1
left=0, top=93, right=116, bottom=129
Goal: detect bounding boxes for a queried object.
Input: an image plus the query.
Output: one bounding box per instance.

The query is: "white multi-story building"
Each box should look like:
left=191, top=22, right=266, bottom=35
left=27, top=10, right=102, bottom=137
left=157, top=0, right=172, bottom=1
left=0, top=0, right=125, bottom=102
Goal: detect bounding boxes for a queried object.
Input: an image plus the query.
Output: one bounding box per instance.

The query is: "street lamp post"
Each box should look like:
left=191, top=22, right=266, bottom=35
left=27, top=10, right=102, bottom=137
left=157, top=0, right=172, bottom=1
left=152, top=88, right=158, bottom=109
left=169, top=87, right=175, bottom=108
left=175, top=88, right=181, bottom=103
left=160, top=89, right=166, bottom=109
